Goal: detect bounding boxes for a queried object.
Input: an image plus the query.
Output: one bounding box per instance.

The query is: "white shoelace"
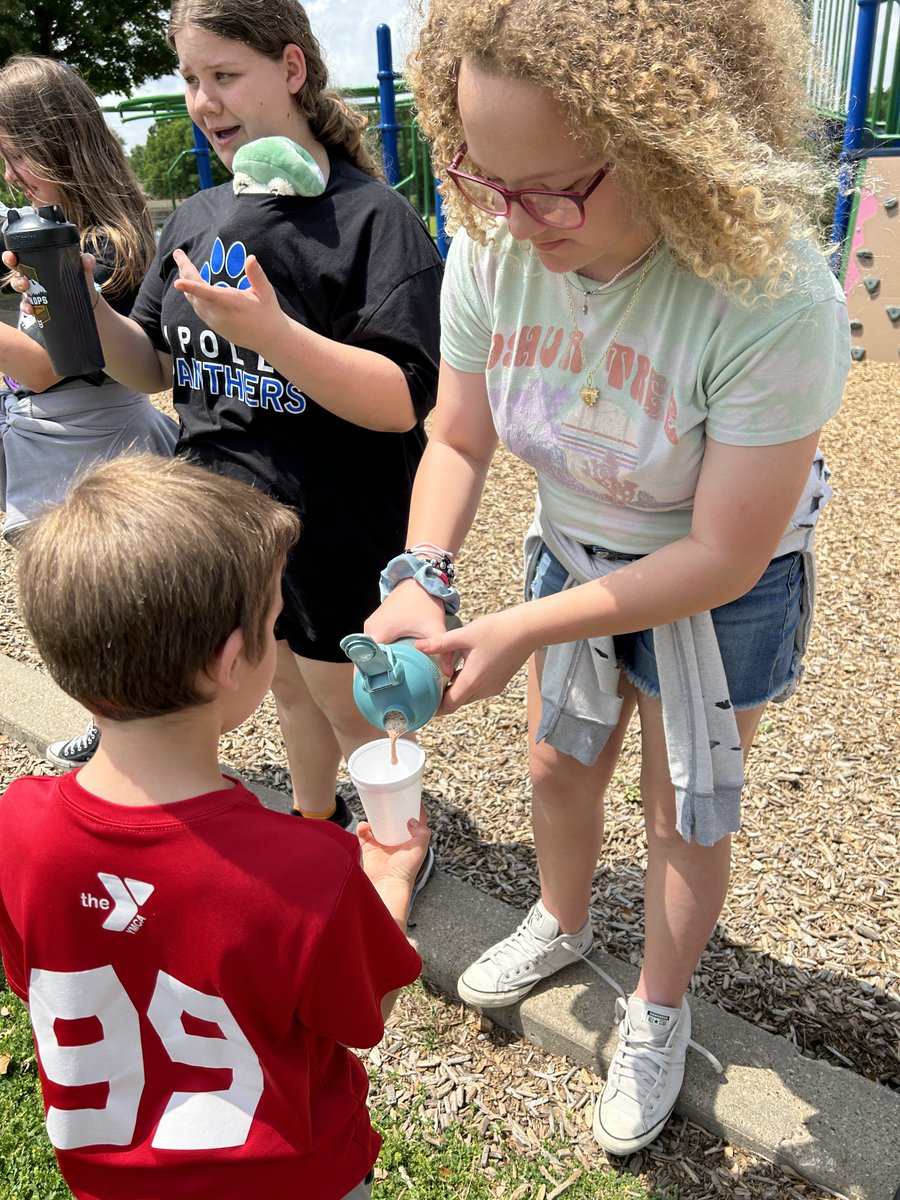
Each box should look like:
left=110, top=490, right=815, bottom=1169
left=64, top=722, right=99, bottom=755
left=560, top=943, right=724, bottom=1077
left=493, top=914, right=587, bottom=973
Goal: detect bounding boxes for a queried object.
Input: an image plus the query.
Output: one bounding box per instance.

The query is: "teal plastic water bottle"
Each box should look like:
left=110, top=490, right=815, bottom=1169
left=340, top=616, right=462, bottom=734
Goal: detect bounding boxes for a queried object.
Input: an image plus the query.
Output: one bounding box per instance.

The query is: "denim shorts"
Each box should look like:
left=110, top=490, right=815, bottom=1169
left=529, top=543, right=805, bottom=710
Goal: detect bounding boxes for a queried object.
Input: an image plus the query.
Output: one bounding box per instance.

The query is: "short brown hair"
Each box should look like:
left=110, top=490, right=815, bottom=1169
left=16, top=456, right=299, bottom=720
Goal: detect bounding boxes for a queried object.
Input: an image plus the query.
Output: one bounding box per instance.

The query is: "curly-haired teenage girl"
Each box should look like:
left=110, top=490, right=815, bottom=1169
left=366, top=0, right=849, bottom=1153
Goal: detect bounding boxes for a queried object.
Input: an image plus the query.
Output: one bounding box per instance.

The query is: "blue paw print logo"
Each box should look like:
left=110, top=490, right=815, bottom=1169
left=199, top=238, right=251, bottom=290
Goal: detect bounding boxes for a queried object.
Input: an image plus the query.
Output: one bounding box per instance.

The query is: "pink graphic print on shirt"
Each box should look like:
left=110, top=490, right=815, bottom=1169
left=489, top=325, right=694, bottom=512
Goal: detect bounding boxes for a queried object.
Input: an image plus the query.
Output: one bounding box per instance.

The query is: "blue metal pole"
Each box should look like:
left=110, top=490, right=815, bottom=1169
left=376, top=25, right=400, bottom=187
left=191, top=121, right=214, bottom=190
left=434, top=177, right=450, bottom=259
left=830, top=0, right=881, bottom=269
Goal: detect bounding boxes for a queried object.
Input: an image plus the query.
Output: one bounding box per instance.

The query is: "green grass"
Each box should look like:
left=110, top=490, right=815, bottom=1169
left=0, top=976, right=69, bottom=1198
left=0, top=970, right=668, bottom=1200
left=372, top=1098, right=668, bottom=1199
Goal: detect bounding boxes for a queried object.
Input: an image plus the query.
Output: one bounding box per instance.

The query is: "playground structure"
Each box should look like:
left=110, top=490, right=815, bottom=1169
left=816, top=0, right=900, bottom=361
left=102, top=9, right=900, bottom=342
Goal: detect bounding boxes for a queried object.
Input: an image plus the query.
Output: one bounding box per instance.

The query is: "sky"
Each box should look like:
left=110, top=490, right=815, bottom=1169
left=103, top=0, right=417, bottom=150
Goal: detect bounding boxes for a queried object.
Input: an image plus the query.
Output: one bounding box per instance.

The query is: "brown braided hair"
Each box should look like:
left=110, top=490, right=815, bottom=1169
left=168, top=0, right=382, bottom=179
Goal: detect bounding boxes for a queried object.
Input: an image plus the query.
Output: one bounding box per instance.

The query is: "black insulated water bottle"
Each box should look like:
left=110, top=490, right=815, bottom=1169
left=2, top=204, right=105, bottom=383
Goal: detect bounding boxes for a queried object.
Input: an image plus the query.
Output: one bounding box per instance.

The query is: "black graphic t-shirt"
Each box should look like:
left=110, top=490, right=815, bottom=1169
left=130, top=154, right=443, bottom=658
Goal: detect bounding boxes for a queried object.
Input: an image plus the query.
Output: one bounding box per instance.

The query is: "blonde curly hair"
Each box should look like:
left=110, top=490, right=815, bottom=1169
left=409, top=0, right=834, bottom=297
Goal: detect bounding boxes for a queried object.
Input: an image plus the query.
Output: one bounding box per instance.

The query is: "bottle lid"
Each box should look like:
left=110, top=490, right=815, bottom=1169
left=2, top=204, right=79, bottom=250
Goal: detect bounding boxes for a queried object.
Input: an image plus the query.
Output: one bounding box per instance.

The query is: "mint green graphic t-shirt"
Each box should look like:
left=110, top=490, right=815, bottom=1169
left=441, top=228, right=849, bottom=554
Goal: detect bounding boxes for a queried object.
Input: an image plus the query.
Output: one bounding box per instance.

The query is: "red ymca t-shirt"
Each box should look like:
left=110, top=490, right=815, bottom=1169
left=0, top=773, right=422, bottom=1200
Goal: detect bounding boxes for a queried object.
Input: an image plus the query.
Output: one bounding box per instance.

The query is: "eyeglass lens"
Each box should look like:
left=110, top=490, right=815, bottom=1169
left=453, top=176, right=582, bottom=229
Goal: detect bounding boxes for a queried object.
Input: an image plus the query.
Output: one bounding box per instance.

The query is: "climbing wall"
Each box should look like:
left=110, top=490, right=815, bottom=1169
left=843, top=156, right=900, bottom=364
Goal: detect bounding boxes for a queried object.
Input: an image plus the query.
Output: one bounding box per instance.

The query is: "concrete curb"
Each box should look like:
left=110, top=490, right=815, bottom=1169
left=1, top=651, right=897, bottom=1200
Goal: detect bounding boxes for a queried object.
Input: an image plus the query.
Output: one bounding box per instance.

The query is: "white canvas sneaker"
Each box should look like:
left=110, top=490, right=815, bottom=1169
left=457, top=900, right=593, bottom=1008
left=593, top=993, right=692, bottom=1154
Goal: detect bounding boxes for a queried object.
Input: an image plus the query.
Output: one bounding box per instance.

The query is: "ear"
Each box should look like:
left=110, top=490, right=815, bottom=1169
left=282, top=43, right=307, bottom=96
left=211, top=626, right=247, bottom=694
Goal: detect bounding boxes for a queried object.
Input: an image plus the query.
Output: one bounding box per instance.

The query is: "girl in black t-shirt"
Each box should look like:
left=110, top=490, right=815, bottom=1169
left=5, top=2, right=443, bottom=855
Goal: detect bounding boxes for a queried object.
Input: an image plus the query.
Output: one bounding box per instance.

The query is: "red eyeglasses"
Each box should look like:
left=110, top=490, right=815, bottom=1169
left=446, top=144, right=610, bottom=230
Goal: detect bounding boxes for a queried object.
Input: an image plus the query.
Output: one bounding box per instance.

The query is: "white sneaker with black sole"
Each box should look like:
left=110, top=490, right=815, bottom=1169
left=457, top=900, right=594, bottom=1008
left=46, top=720, right=100, bottom=768
left=593, top=993, right=722, bottom=1155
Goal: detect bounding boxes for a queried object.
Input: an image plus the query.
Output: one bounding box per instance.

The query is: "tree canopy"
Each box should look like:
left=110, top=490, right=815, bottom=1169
left=129, top=119, right=230, bottom=200
left=0, top=1, right=174, bottom=96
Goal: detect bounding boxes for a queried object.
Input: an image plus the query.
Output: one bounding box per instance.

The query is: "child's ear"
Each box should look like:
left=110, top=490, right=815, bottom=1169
left=211, top=627, right=247, bottom=693
left=282, top=43, right=307, bottom=95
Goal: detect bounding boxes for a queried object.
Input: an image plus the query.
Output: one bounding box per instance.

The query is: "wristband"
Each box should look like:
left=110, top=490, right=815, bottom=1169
left=380, top=552, right=460, bottom=615
left=405, top=547, right=455, bottom=585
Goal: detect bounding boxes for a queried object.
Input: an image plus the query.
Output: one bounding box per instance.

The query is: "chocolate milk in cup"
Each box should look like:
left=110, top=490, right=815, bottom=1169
left=347, top=739, right=426, bottom=845
left=2, top=204, right=105, bottom=382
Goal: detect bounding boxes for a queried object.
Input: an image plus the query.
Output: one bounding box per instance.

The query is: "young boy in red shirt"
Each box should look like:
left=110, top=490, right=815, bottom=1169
left=0, top=455, right=428, bottom=1200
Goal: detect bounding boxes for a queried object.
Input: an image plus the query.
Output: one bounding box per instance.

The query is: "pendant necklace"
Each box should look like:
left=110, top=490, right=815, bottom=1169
left=561, top=239, right=660, bottom=408
left=564, top=238, right=659, bottom=315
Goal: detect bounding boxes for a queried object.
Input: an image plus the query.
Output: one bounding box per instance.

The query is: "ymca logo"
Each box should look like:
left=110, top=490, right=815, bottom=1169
left=81, top=874, right=155, bottom=933
left=199, top=237, right=251, bottom=291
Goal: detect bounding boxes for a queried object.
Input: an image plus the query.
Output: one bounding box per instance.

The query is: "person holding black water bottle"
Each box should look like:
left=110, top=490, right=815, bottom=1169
left=5, top=2, right=443, bottom=885
left=0, top=55, right=177, bottom=767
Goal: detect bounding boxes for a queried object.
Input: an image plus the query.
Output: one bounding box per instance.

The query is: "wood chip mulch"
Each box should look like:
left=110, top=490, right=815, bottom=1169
left=0, top=361, right=897, bottom=1200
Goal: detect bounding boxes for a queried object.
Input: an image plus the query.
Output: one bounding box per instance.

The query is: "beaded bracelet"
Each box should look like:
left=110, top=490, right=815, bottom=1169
left=380, top=552, right=460, bottom=615
left=405, top=546, right=456, bottom=586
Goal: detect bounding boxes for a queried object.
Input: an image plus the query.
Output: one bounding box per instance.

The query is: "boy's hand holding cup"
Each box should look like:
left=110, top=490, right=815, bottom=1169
left=358, top=814, right=431, bottom=928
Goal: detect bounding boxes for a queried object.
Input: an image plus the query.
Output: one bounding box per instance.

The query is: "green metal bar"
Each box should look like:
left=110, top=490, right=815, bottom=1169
left=165, top=148, right=194, bottom=209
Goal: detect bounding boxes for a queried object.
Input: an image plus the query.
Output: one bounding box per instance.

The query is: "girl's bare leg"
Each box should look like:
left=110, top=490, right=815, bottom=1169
left=635, top=695, right=767, bottom=1004
left=527, top=651, right=638, bottom=933
left=270, top=642, right=374, bottom=815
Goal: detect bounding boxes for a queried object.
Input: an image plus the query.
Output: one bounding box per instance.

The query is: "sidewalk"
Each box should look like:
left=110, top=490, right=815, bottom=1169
left=0, top=651, right=897, bottom=1200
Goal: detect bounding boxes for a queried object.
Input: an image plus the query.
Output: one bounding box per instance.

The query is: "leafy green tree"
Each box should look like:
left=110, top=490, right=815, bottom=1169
left=129, top=119, right=230, bottom=200
left=0, top=1, right=173, bottom=96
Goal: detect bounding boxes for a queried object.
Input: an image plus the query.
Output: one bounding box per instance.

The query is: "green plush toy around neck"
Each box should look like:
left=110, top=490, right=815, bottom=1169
left=232, top=137, right=326, bottom=198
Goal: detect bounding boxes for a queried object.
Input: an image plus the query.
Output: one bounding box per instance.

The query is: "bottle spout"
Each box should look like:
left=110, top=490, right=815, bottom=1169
left=339, top=633, right=398, bottom=683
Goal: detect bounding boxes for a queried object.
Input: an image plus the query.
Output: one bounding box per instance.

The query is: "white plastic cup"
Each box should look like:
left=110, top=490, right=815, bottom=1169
left=347, top=738, right=426, bottom=845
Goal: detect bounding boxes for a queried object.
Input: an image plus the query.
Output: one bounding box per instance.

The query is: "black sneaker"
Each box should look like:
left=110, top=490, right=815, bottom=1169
left=291, top=793, right=359, bottom=833
left=407, top=843, right=435, bottom=925
left=46, top=721, right=100, bottom=768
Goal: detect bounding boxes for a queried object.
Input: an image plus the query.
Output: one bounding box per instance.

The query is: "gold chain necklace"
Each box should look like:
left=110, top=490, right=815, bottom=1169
left=564, top=239, right=658, bottom=315
left=561, top=240, right=660, bottom=407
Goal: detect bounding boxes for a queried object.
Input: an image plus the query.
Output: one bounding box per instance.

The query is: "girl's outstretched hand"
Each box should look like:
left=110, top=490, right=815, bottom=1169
left=172, top=247, right=289, bottom=351
left=415, top=609, right=535, bottom=713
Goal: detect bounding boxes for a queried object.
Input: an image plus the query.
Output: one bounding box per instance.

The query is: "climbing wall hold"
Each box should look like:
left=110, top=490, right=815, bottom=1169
left=862, top=277, right=881, bottom=294
left=849, top=319, right=863, bottom=334
left=855, top=248, right=874, bottom=264
left=887, top=307, right=900, bottom=325
left=884, top=197, right=898, bottom=213
left=850, top=347, right=866, bottom=361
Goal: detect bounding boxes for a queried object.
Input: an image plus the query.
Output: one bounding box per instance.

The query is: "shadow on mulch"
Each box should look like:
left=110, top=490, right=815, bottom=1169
left=413, top=783, right=900, bottom=1093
